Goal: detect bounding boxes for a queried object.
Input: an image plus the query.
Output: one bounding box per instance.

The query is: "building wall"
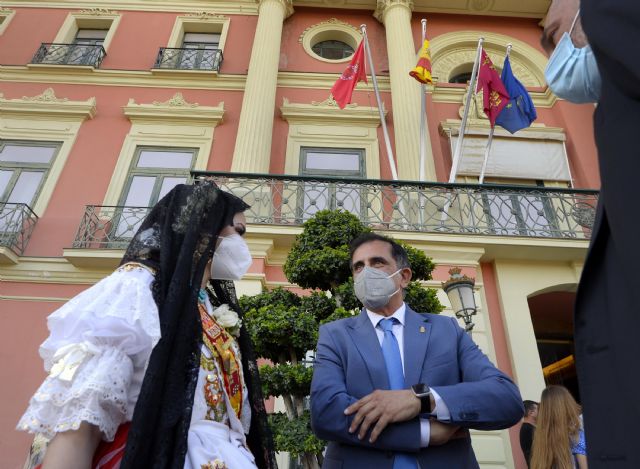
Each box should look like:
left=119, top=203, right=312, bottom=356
left=0, top=1, right=599, bottom=468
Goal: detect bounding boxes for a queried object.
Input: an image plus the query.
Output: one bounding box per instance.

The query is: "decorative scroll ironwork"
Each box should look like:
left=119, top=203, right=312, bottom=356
left=31, top=43, right=106, bottom=67
left=72, top=175, right=599, bottom=249
left=192, top=172, right=599, bottom=239
left=72, top=206, right=152, bottom=249
left=153, top=47, right=223, bottom=71
left=0, top=203, right=38, bottom=256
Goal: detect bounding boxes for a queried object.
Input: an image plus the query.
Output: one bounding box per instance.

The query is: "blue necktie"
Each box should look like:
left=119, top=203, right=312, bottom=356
left=379, top=318, right=418, bottom=469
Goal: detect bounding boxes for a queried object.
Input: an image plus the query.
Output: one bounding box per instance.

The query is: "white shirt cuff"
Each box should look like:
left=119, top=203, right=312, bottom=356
left=419, top=418, right=430, bottom=447
left=431, top=388, right=451, bottom=421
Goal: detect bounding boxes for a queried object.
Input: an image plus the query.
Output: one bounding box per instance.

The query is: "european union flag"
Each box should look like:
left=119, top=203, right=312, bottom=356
left=495, top=56, right=537, bottom=133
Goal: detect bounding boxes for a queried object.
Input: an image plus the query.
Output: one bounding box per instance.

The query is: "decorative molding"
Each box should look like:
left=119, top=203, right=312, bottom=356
left=431, top=83, right=557, bottom=108
left=469, top=0, right=493, bottom=11
left=152, top=92, right=198, bottom=108
left=123, top=94, right=224, bottom=124
left=0, top=8, right=17, bottom=35
left=0, top=2, right=259, bottom=15
left=77, top=7, right=118, bottom=16
left=280, top=97, right=385, bottom=125
left=310, top=96, right=357, bottom=108
left=258, top=0, right=294, bottom=18
left=0, top=88, right=96, bottom=119
left=374, top=0, right=414, bottom=22
left=0, top=67, right=392, bottom=92
left=185, top=11, right=227, bottom=20
left=430, top=30, right=548, bottom=88
left=298, top=17, right=362, bottom=63
left=21, top=87, right=68, bottom=103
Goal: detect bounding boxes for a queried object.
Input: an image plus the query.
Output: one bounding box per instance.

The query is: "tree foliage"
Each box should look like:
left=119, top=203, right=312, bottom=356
left=241, top=209, right=444, bottom=469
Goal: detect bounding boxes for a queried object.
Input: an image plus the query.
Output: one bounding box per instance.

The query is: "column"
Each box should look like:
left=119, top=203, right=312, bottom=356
left=232, top=0, right=293, bottom=173
left=375, top=0, right=436, bottom=181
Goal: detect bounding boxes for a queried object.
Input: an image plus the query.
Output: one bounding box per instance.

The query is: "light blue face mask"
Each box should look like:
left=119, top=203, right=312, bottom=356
left=544, top=12, right=601, bottom=104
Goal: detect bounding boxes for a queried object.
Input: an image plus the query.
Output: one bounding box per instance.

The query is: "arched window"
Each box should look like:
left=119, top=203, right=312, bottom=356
left=449, top=72, right=473, bottom=84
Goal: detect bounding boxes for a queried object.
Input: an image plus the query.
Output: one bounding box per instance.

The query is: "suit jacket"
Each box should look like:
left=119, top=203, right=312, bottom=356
left=573, top=1, right=640, bottom=467
left=310, top=307, right=523, bottom=469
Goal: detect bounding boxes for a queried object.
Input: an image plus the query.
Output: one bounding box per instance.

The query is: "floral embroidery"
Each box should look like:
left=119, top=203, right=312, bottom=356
left=201, top=459, right=228, bottom=469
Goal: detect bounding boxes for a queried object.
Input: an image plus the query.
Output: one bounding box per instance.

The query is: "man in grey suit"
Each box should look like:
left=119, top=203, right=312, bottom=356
left=310, top=233, right=523, bottom=469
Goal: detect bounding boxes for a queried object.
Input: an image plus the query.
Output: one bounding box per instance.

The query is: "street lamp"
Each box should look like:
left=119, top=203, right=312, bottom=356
left=442, top=267, right=477, bottom=334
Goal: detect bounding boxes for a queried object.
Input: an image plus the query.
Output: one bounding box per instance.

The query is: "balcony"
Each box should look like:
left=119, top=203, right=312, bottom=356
left=31, top=43, right=106, bottom=68
left=0, top=203, right=38, bottom=264
left=70, top=173, right=598, bottom=255
left=153, top=47, right=223, bottom=72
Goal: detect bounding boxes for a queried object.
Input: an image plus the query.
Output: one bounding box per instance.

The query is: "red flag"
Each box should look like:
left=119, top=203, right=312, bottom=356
left=476, top=48, right=510, bottom=127
left=330, top=40, right=367, bottom=109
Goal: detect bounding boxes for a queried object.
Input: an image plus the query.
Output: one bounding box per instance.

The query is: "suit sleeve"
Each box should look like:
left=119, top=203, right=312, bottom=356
left=431, top=317, right=524, bottom=430
left=310, top=323, right=421, bottom=452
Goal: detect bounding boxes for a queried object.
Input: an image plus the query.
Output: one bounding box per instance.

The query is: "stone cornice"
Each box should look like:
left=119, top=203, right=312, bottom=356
left=123, top=93, right=225, bottom=124
left=0, top=87, right=96, bottom=119
left=280, top=97, right=386, bottom=125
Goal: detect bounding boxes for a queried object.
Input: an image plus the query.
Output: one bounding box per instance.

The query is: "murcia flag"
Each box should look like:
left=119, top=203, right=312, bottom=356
left=476, top=48, right=510, bottom=127
left=330, top=40, right=367, bottom=109
left=409, top=39, right=433, bottom=84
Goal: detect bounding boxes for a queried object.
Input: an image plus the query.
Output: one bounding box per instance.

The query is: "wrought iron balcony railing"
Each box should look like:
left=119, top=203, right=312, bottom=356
left=72, top=206, right=152, bottom=249
left=153, top=47, right=223, bottom=71
left=72, top=174, right=599, bottom=249
left=31, top=43, right=107, bottom=67
left=0, top=203, right=39, bottom=256
left=194, top=172, right=599, bottom=239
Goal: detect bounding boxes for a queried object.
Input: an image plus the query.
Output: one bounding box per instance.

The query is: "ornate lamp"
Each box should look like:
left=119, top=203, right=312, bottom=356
left=442, top=267, right=477, bottom=334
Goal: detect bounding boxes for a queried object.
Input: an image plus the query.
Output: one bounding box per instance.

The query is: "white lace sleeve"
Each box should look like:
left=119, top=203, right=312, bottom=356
left=17, top=266, right=160, bottom=441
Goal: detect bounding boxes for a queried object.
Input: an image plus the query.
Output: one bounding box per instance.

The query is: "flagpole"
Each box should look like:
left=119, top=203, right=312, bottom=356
left=361, top=24, right=397, bottom=181
left=419, top=19, right=427, bottom=182
left=448, top=37, right=484, bottom=183
left=479, top=43, right=511, bottom=184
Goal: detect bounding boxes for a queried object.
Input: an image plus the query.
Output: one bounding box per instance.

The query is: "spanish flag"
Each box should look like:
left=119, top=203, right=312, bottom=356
left=409, top=39, right=433, bottom=84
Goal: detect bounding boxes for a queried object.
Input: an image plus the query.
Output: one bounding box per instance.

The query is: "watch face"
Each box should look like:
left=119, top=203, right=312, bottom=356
left=412, top=383, right=429, bottom=395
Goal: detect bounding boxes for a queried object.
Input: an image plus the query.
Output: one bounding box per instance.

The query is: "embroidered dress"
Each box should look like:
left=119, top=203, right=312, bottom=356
left=18, top=264, right=257, bottom=469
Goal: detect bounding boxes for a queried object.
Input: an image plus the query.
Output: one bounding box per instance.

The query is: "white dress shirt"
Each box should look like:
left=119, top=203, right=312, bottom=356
left=366, top=303, right=451, bottom=448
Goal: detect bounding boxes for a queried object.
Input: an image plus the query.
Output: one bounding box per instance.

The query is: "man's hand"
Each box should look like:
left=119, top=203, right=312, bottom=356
left=344, top=389, right=420, bottom=443
left=429, top=421, right=464, bottom=446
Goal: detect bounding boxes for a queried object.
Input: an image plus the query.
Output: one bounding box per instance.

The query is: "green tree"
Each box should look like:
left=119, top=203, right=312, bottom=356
left=241, top=210, right=444, bottom=469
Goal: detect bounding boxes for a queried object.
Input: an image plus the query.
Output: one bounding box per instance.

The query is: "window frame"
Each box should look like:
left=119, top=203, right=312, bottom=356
left=0, top=140, right=61, bottom=206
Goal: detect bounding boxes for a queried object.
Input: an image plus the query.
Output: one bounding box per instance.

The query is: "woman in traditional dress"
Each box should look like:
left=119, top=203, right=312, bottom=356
left=18, top=181, right=277, bottom=469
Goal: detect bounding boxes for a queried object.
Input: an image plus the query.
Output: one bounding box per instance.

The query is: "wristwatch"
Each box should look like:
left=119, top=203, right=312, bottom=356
left=411, top=383, right=433, bottom=414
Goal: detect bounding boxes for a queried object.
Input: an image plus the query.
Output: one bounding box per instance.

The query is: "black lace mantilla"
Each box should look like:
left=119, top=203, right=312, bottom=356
left=119, top=181, right=276, bottom=469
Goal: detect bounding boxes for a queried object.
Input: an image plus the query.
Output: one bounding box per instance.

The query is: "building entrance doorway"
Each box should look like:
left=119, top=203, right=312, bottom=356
left=528, top=290, right=581, bottom=403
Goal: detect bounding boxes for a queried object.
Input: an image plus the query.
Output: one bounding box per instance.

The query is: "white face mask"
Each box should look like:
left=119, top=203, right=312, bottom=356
left=353, top=266, right=401, bottom=310
left=210, top=233, right=252, bottom=280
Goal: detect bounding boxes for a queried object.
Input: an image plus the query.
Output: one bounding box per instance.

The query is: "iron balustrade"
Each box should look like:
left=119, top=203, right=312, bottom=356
left=192, top=172, right=599, bottom=239
left=153, top=47, right=223, bottom=71
left=0, top=203, right=38, bottom=256
left=72, top=205, right=152, bottom=249
left=31, top=43, right=106, bottom=67
left=72, top=174, right=599, bottom=249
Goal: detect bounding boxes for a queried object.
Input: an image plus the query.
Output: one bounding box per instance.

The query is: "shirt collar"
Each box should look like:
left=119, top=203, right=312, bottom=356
left=367, top=303, right=406, bottom=329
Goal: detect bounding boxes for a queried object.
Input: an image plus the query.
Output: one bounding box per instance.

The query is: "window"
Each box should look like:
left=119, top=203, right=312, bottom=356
left=114, top=147, right=197, bottom=239
left=481, top=180, right=559, bottom=237
left=311, top=40, right=353, bottom=60
left=62, top=28, right=108, bottom=65
left=0, top=141, right=60, bottom=206
left=449, top=71, right=472, bottom=84
left=178, top=32, right=221, bottom=70
left=299, top=147, right=365, bottom=219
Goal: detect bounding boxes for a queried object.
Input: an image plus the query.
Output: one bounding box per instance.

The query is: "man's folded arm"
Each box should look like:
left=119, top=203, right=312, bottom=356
left=310, top=325, right=421, bottom=452
left=431, top=318, right=524, bottom=430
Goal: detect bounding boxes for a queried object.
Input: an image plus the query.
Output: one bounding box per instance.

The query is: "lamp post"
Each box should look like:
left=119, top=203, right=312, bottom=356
left=442, top=267, right=477, bottom=334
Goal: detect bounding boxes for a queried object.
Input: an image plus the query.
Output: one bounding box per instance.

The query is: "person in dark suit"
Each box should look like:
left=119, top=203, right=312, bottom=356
left=519, top=400, right=538, bottom=467
left=573, top=1, right=640, bottom=468
left=310, top=233, right=523, bottom=469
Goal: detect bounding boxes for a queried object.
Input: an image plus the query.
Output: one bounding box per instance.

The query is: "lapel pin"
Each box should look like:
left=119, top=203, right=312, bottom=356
left=419, top=326, right=426, bottom=333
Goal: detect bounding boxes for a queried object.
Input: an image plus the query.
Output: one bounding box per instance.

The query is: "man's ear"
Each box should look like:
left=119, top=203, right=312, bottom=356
left=400, top=267, right=412, bottom=287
